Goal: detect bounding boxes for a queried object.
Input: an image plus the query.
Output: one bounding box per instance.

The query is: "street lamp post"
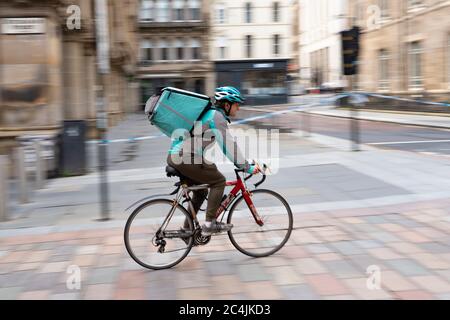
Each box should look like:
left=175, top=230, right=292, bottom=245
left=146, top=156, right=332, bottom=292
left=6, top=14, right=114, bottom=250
left=95, top=0, right=110, bottom=221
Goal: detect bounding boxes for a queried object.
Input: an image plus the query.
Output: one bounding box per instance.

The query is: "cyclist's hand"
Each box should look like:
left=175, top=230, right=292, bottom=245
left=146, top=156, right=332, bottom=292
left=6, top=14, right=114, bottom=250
left=247, top=164, right=261, bottom=175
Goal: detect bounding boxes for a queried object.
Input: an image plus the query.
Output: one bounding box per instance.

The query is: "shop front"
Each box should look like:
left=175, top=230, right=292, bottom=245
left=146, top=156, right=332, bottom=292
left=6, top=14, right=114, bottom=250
left=215, top=59, right=289, bottom=106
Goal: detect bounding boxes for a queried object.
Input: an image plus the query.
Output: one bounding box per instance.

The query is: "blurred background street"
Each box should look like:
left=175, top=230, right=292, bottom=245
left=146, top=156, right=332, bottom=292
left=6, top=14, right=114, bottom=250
left=1, top=103, right=450, bottom=300
left=0, top=0, right=450, bottom=300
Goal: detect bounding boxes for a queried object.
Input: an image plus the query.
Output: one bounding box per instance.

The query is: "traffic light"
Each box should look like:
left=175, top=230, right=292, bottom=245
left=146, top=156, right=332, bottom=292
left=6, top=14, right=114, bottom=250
left=341, top=26, right=361, bottom=75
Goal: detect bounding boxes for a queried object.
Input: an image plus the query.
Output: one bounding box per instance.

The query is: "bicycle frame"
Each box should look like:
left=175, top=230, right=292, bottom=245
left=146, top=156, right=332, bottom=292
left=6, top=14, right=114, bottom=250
left=222, top=177, right=264, bottom=226
left=173, top=170, right=265, bottom=228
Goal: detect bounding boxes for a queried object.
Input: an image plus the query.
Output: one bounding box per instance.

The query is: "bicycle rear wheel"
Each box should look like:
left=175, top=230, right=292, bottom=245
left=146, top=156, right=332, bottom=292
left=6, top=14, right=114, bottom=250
left=227, top=189, right=293, bottom=257
left=124, top=199, right=194, bottom=270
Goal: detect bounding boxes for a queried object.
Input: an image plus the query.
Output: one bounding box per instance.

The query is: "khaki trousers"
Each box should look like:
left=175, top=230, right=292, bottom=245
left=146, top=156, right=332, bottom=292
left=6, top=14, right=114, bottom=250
left=167, top=154, right=226, bottom=221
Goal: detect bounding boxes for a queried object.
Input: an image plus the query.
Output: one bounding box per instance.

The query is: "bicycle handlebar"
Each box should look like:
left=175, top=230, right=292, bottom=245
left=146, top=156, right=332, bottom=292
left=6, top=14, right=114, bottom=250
left=235, top=163, right=269, bottom=188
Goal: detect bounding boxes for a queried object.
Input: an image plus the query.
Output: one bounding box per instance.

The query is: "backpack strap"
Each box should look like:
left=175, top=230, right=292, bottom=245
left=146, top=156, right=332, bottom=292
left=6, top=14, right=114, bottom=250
left=211, top=106, right=231, bottom=124
left=188, top=99, right=214, bottom=137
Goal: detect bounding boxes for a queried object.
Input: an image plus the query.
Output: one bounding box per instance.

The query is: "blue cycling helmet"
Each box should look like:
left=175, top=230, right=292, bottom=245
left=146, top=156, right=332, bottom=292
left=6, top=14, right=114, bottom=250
left=214, top=86, right=245, bottom=104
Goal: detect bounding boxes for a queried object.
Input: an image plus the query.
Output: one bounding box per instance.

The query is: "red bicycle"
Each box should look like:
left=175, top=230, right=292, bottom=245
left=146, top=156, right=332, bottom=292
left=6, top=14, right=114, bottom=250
left=124, top=163, right=293, bottom=270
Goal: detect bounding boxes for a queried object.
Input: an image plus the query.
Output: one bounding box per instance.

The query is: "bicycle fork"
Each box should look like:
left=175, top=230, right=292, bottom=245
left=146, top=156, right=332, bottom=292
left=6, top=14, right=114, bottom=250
left=214, top=190, right=264, bottom=227
left=242, top=191, right=264, bottom=227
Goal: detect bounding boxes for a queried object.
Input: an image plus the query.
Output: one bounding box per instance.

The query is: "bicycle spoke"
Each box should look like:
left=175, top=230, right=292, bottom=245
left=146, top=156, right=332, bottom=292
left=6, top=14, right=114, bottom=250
left=227, top=189, right=293, bottom=257
left=124, top=199, right=194, bottom=270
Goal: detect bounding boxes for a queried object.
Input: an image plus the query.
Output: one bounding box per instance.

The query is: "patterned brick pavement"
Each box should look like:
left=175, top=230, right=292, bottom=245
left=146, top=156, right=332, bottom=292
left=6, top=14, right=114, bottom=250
left=0, top=199, right=449, bottom=300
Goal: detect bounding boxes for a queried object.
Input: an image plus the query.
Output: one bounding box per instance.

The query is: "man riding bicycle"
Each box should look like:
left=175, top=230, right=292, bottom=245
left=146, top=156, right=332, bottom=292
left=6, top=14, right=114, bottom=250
left=167, top=86, right=260, bottom=236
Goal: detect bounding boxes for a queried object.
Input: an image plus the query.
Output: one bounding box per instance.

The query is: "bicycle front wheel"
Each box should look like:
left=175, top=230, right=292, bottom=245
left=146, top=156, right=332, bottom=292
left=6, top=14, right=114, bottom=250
left=227, top=189, right=293, bottom=257
left=124, top=199, right=194, bottom=270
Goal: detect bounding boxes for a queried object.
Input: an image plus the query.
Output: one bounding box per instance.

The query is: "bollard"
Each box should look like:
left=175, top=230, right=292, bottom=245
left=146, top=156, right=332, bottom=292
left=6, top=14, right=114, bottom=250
left=350, top=104, right=360, bottom=152
left=0, top=155, right=8, bottom=222
left=349, top=93, right=368, bottom=152
left=16, top=147, right=29, bottom=204
left=34, top=141, right=45, bottom=189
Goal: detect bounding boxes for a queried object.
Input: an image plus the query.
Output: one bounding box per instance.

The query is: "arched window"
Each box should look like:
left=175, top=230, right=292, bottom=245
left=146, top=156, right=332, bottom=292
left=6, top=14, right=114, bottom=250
left=190, top=38, right=201, bottom=60
left=140, top=0, right=154, bottom=21
left=188, top=0, right=201, bottom=21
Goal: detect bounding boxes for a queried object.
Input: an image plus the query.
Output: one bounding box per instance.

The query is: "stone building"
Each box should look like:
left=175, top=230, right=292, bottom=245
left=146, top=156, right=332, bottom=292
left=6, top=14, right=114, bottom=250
left=136, top=0, right=213, bottom=109
left=349, top=0, right=450, bottom=101
left=0, top=0, right=140, bottom=158
left=210, top=0, right=295, bottom=105
left=299, top=0, right=350, bottom=91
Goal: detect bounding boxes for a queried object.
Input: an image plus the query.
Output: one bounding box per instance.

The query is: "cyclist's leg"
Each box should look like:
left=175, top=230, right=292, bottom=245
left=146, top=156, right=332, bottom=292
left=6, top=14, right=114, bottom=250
left=191, top=189, right=208, bottom=214
left=167, top=155, right=227, bottom=230
left=201, top=163, right=225, bottom=222
left=167, top=155, right=210, bottom=227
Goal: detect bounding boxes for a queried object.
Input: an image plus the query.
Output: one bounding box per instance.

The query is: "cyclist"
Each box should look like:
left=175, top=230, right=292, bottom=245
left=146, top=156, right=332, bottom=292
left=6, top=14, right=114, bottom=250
left=167, top=86, right=260, bottom=236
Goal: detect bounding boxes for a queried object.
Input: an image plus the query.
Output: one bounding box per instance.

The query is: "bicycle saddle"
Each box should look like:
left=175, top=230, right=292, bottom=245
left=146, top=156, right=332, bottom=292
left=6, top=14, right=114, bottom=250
left=166, top=166, right=199, bottom=188
left=166, top=165, right=183, bottom=178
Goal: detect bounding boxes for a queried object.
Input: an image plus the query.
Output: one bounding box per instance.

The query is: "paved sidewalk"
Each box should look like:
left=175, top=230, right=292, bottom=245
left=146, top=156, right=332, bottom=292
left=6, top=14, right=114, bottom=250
left=0, top=199, right=449, bottom=300
left=307, top=108, right=450, bottom=129
left=1, top=112, right=449, bottom=300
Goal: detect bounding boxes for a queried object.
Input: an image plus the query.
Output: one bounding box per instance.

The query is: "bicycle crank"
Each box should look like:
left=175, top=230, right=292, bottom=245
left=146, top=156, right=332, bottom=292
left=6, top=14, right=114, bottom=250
left=193, top=229, right=211, bottom=246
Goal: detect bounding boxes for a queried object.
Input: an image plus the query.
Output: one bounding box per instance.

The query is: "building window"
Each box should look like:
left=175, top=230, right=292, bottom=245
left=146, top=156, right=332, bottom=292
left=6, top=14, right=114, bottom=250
left=245, top=35, right=253, bottom=58
left=378, top=49, right=390, bottom=89
left=379, top=0, right=389, bottom=18
left=245, top=3, right=252, bottom=23
left=273, top=2, right=280, bottom=22
left=173, top=0, right=185, bottom=21
left=408, top=41, right=423, bottom=89
left=191, top=38, right=201, bottom=60
left=159, top=39, right=169, bottom=61
left=216, top=4, right=226, bottom=24
left=310, top=51, right=320, bottom=87
left=219, top=47, right=226, bottom=59
left=189, top=0, right=201, bottom=21
left=310, top=48, right=329, bottom=86
left=273, top=34, right=280, bottom=56
left=140, top=0, right=154, bottom=21
left=321, top=47, right=329, bottom=84
left=216, top=36, right=227, bottom=59
left=242, top=70, right=287, bottom=97
left=156, top=0, right=170, bottom=22
left=140, top=40, right=153, bottom=62
left=174, top=38, right=184, bottom=60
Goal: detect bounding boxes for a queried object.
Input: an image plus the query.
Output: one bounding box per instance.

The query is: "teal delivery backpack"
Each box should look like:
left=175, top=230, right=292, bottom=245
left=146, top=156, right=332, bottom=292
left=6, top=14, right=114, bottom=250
left=145, top=87, right=212, bottom=137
